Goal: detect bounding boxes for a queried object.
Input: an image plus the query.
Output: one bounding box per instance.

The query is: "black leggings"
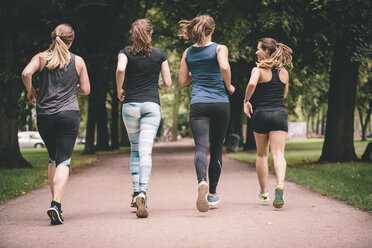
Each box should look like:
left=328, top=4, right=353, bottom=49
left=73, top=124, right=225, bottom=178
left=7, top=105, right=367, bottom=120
left=37, top=111, right=79, bottom=167
left=189, top=103, right=230, bottom=194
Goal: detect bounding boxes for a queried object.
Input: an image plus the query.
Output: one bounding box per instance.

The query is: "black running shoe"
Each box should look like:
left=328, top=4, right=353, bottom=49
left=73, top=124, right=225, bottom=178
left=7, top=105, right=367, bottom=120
left=47, top=205, right=64, bottom=225
left=131, top=192, right=140, bottom=208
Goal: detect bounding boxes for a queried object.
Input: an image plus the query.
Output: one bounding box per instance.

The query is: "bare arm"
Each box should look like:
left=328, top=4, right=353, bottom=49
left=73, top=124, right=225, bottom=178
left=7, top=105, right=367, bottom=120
left=217, top=45, right=234, bottom=95
left=21, top=53, right=42, bottom=104
left=116, top=53, right=128, bottom=102
left=158, top=60, right=172, bottom=89
left=280, top=69, right=289, bottom=98
left=75, top=55, right=90, bottom=95
left=243, top=67, right=260, bottom=118
left=178, top=49, right=192, bottom=87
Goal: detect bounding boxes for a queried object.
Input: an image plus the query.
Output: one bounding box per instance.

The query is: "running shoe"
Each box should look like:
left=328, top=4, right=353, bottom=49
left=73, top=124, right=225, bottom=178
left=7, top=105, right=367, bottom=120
left=196, top=181, right=209, bottom=212
left=131, top=192, right=140, bottom=208
left=273, top=184, right=284, bottom=208
left=136, top=192, right=149, bottom=218
left=258, top=190, right=270, bottom=202
left=47, top=205, right=64, bottom=225
left=207, top=193, right=220, bottom=207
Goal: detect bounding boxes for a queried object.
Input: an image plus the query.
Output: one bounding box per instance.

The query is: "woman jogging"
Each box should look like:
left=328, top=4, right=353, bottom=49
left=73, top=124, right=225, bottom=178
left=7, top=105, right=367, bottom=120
left=243, top=38, right=293, bottom=208
left=21, top=23, right=90, bottom=224
left=178, top=15, right=235, bottom=212
left=116, top=18, right=172, bottom=218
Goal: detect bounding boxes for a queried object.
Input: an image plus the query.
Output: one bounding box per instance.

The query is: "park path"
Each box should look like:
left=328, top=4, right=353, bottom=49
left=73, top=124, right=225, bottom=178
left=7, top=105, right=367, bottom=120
left=0, top=139, right=371, bottom=248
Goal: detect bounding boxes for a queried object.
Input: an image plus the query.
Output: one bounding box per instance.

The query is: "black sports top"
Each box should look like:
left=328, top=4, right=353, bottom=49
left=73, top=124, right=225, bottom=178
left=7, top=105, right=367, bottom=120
left=119, top=47, right=167, bottom=105
left=254, top=68, right=286, bottom=112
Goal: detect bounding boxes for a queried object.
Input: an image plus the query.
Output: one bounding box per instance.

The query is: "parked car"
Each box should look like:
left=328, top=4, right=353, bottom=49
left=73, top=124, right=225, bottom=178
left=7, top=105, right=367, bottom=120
left=18, top=131, right=45, bottom=148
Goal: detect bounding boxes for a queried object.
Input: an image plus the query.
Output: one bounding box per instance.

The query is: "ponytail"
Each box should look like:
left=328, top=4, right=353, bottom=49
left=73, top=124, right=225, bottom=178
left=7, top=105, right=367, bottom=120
left=42, top=24, right=75, bottom=70
left=179, top=15, right=215, bottom=44
left=256, top=38, right=293, bottom=70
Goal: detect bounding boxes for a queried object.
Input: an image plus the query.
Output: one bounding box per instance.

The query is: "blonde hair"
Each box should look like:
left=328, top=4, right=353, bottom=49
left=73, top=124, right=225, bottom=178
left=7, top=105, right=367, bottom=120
left=42, top=24, right=74, bottom=70
left=129, top=19, right=153, bottom=57
left=256, top=38, right=293, bottom=70
left=178, top=15, right=215, bottom=44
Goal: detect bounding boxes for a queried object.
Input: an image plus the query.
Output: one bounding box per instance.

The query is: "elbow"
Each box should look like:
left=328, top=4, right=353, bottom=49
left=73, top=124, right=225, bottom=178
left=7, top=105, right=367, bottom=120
left=220, top=65, right=230, bottom=73
left=116, top=68, right=125, bottom=74
left=21, top=69, right=31, bottom=79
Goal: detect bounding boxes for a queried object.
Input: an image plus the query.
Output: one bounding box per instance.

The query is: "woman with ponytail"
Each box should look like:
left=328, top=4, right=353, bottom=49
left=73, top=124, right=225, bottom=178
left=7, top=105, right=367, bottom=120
left=21, top=24, right=90, bottom=224
left=178, top=15, right=235, bottom=213
left=116, top=18, right=172, bottom=218
left=243, top=38, right=293, bottom=208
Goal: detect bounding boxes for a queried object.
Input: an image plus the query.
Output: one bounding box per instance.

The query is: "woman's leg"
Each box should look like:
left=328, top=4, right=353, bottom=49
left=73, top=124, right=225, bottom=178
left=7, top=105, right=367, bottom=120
left=268, top=131, right=287, bottom=185
left=48, top=162, right=56, bottom=198
left=189, top=103, right=210, bottom=212
left=53, top=111, right=79, bottom=203
left=209, top=103, right=230, bottom=194
left=189, top=104, right=210, bottom=183
left=254, top=132, right=270, bottom=193
left=138, top=102, right=161, bottom=193
left=37, top=115, right=57, bottom=199
left=122, top=103, right=141, bottom=193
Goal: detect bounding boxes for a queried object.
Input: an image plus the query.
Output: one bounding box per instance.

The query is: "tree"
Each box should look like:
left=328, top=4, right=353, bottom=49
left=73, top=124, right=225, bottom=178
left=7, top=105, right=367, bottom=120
left=317, top=0, right=372, bottom=161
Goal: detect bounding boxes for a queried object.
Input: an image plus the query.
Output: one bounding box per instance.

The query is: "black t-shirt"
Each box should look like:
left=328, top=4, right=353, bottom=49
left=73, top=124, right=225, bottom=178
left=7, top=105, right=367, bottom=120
left=119, top=46, right=167, bottom=105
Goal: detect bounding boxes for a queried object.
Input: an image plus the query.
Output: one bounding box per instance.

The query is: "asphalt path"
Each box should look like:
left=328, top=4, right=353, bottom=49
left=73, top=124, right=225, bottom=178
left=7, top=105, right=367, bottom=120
left=1, top=139, right=371, bottom=248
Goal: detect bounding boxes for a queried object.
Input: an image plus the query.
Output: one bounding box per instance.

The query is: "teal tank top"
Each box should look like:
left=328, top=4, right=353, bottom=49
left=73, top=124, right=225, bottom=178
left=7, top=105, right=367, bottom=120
left=185, top=42, right=229, bottom=104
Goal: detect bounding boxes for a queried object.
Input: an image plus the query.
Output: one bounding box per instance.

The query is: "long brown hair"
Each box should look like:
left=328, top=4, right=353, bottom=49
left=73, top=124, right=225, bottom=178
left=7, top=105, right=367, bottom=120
left=256, top=38, right=293, bottom=70
left=178, top=15, right=215, bottom=44
left=129, top=19, right=153, bottom=57
left=42, top=24, right=74, bottom=70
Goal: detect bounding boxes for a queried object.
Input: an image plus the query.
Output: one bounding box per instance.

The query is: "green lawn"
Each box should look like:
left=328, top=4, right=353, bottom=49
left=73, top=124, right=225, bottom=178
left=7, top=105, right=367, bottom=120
left=227, top=139, right=372, bottom=211
left=0, top=145, right=125, bottom=203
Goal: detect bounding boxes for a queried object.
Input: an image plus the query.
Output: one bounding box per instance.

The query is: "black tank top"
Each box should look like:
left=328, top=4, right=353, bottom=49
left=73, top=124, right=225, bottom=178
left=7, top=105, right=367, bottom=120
left=254, top=68, right=286, bottom=112
left=37, top=53, right=79, bottom=115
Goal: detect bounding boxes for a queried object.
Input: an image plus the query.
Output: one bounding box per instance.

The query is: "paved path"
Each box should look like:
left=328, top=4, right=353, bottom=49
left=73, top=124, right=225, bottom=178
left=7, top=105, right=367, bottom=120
left=1, top=140, right=371, bottom=248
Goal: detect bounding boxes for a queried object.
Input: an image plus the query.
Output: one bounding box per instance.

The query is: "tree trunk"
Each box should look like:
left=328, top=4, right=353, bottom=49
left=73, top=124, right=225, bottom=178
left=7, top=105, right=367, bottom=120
left=320, top=42, right=359, bottom=162
left=92, top=67, right=110, bottom=151
left=226, top=87, right=244, bottom=145
left=244, top=116, right=256, bottom=150
left=171, top=85, right=181, bottom=142
left=83, top=95, right=96, bottom=154
left=0, top=22, right=31, bottom=169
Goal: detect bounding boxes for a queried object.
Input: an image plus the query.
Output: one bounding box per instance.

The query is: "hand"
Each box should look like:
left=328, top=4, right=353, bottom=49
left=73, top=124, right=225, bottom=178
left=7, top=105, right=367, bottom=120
left=227, top=84, right=235, bottom=95
left=117, top=89, right=126, bottom=102
left=158, top=81, right=166, bottom=89
left=243, top=101, right=253, bottom=118
left=27, top=88, right=37, bottom=104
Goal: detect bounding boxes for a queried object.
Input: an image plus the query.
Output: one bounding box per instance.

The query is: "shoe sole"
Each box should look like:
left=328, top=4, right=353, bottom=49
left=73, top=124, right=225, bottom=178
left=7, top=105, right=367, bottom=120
left=208, top=200, right=220, bottom=207
left=136, top=197, right=148, bottom=218
left=47, top=208, right=63, bottom=225
left=197, top=184, right=209, bottom=212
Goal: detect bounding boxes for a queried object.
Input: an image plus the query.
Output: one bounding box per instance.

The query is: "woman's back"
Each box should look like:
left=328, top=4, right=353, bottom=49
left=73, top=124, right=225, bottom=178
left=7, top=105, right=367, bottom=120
left=120, top=47, right=166, bottom=105
left=37, top=53, right=79, bottom=115
left=186, top=42, right=228, bottom=104
left=255, top=68, right=286, bottom=112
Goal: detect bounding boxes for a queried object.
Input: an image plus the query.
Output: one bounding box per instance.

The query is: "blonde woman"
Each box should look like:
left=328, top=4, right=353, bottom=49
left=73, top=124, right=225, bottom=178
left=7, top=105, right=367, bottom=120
left=243, top=38, right=293, bottom=208
left=178, top=15, right=235, bottom=213
left=22, top=24, right=90, bottom=224
left=116, top=18, right=172, bottom=218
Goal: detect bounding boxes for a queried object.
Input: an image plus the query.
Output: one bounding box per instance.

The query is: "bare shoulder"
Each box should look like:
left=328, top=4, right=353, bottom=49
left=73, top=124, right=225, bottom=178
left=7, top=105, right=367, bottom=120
left=75, top=55, right=84, bottom=64
left=279, top=67, right=289, bottom=83
left=251, top=66, right=260, bottom=74
left=217, top=44, right=228, bottom=53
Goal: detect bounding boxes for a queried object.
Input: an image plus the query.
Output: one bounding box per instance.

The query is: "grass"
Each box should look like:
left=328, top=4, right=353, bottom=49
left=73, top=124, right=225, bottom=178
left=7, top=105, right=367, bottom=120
left=226, top=138, right=372, bottom=211
left=0, top=145, right=126, bottom=204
